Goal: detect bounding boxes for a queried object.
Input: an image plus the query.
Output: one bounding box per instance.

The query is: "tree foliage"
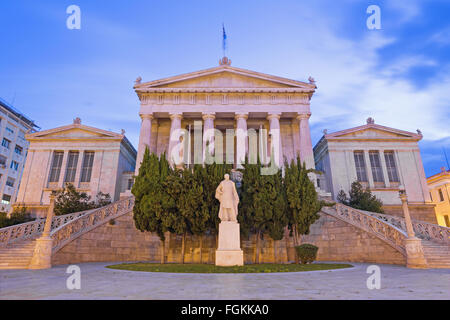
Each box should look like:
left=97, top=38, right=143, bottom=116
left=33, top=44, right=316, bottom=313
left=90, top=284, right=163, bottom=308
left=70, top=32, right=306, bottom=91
left=132, top=151, right=323, bottom=265
left=337, top=181, right=384, bottom=213
left=0, top=207, right=34, bottom=228
left=52, top=183, right=111, bottom=216
left=285, top=157, right=321, bottom=246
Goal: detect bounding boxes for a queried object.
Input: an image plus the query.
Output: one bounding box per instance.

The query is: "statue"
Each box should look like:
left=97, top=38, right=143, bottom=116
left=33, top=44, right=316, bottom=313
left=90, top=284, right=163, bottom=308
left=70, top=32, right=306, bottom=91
left=215, top=174, right=239, bottom=222
left=214, top=174, right=244, bottom=266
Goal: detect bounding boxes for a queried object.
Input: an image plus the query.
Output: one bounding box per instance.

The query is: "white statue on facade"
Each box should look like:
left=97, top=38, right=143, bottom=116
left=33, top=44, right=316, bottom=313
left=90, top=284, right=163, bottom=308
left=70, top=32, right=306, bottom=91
left=215, top=174, right=239, bottom=222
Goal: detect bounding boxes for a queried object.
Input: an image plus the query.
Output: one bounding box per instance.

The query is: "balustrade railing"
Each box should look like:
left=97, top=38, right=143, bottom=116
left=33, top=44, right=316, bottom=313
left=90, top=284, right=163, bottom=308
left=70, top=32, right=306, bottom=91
left=365, top=211, right=450, bottom=245
left=0, top=219, right=46, bottom=247
left=323, top=204, right=408, bottom=255
left=51, top=197, right=134, bottom=253
left=0, top=208, right=96, bottom=247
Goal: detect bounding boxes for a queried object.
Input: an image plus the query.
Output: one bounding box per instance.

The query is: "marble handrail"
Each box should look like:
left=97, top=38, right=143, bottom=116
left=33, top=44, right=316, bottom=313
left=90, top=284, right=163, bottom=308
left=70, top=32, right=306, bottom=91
left=322, top=203, right=408, bottom=255
left=51, top=196, right=135, bottom=253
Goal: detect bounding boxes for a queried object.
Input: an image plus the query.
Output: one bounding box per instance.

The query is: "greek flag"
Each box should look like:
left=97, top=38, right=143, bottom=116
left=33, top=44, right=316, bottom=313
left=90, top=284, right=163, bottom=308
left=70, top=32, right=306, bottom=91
left=222, top=24, right=227, bottom=54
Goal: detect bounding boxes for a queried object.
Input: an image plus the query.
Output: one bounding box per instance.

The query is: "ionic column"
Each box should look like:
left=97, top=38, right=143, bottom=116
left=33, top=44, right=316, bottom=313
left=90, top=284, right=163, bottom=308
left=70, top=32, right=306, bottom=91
left=267, top=114, right=283, bottom=168
left=297, top=113, right=315, bottom=170
left=235, top=114, right=248, bottom=168
left=202, top=113, right=215, bottom=163
left=168, top=113, right=183, bottom=166
left=135, top=113, right=153, bottom=175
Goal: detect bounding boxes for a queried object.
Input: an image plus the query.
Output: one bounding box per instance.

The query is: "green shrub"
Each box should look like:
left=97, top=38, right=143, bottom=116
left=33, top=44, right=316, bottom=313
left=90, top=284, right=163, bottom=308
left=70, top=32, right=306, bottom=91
left=0, top=207, right=34, bottom=228
left=295, top=244, right=319, bottom=264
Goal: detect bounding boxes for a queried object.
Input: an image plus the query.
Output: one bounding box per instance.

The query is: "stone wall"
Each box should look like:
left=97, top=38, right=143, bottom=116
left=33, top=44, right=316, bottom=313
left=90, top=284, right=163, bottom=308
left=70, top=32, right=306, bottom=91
left=383, top=204, right=437, bottom=224
left=52, top=211, right=406, bottom=266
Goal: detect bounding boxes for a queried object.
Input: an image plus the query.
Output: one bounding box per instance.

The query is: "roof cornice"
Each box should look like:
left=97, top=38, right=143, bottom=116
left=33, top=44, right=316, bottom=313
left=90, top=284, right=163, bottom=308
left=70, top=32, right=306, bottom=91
left=134, top=65, right=316, bottom=91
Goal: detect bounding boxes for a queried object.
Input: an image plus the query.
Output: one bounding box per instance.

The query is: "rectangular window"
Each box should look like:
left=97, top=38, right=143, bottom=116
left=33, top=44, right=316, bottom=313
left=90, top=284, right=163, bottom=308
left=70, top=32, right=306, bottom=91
left=2, top=194, right=11, bottom=204
left=5, top=127, right=14, bottom=134
left=64, top=151, right=79, bottom=183
left=10, top=161, right=18, bottom=171
left=14, top=145, right=23, bottom=155
left=353, top=151, right=368, bottom=182
left=0, top=155, right=6, bottom=166
left=80, top=152, right=95, bottom=183
left=48, top=151, right=64, bottom=183
left=5, top=177, right=14, bottom=187
left=127, top=178, right=134, bottom=190
left=369, top=151, right=384, bottom=183
left=384, top=151, right=399, bottom=183
left=439, top=189, right=445, bottom=202
left=2, top=138, right=10, bottom=149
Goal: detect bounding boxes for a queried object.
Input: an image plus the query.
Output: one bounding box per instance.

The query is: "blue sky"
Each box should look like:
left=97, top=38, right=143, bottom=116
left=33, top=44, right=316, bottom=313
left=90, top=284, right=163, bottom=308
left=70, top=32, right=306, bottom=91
left=1, top=0, right=449, bottom=177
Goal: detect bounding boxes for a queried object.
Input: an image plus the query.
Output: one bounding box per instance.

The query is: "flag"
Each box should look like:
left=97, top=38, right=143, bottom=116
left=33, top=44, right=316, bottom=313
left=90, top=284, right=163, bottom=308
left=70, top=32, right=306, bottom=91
left=222, top=24, right=227, bottom=53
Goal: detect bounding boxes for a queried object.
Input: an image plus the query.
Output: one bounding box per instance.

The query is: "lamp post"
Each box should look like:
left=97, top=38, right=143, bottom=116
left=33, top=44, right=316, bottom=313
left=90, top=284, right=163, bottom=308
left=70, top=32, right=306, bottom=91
left=29, top=194, right=56, bottom=269
left=399, top=188, right=428, bottom=269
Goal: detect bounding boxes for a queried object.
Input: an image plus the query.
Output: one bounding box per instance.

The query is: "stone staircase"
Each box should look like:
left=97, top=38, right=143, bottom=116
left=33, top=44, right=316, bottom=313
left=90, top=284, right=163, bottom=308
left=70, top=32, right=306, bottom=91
left=422, top=240, right=450, bottom=269
left=0, top=240, right=36, bottom=269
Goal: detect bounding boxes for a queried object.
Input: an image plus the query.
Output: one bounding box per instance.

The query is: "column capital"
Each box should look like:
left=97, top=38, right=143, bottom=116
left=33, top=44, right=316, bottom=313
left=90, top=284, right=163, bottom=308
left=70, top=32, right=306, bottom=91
left=169, top=113, right=183, bottom=121
left=202, top=113, right=216, bottom=120
left=140, top=113, right=154, bottom=120
left=235, top=113, right=248, bottom=120
left=267, top=113, right=281, bottom=120
left=296, top=113, right=311, bottom=121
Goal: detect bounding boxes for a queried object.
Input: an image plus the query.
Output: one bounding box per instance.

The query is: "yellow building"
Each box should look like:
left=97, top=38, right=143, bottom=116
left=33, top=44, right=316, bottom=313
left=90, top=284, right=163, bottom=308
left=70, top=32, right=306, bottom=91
left=427, top=167, right=450, bottom=227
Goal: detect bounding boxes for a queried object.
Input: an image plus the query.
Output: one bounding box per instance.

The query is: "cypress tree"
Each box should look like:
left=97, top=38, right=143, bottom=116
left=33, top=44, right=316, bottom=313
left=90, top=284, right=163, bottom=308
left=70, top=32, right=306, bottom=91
left=132, top=149, right=169, bottom=263
left=285, top=156, right=321, bottom=257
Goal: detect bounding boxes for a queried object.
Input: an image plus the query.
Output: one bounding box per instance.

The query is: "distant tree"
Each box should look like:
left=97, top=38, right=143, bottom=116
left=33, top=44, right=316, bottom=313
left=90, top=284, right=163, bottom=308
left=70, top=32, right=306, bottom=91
left=338, top=181, right=384, bottom=213
left=95, top=192, right=112, bottom=207
left=53, top=184, right=94, bottom=215
left=52, top=183, right=112, bottom=216
left=0, top=207, right=34, bottom=228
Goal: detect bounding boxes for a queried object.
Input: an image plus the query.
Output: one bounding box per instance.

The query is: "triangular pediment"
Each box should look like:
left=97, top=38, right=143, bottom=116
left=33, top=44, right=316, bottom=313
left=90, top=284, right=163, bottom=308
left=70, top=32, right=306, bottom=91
left=326, top=124, right=421, bottom=141
left=27, top=124, right=123, bottom=140
left=135, top=65, right=315, bottom=91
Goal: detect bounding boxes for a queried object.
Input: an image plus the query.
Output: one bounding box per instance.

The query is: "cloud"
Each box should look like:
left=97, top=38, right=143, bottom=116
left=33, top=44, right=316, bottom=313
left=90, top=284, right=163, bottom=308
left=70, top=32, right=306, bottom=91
left=429, top=26, right=450, bottom=46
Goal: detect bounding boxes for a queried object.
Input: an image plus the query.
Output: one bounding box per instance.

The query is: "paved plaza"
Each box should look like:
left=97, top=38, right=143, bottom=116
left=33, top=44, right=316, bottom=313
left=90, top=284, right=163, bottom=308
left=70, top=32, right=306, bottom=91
left=0, top=262, right=449, bottom=300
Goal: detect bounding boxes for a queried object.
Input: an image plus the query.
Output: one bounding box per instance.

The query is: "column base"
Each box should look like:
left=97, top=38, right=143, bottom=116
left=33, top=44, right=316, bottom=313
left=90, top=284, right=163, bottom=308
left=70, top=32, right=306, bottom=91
left=215, top=250, right=244, bottom=266
left=29, top=236, right=53, bottom=270
left=404, top=237, right=428, bottom=269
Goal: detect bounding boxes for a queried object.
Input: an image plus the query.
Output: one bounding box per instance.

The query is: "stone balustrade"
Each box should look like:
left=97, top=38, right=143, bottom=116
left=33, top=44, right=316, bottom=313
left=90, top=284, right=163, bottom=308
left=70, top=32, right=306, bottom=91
left=51, top=196, right=134, bottom=253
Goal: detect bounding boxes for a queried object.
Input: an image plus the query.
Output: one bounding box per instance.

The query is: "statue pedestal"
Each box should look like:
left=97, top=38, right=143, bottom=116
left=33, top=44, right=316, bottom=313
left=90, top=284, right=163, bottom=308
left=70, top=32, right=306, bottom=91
left=215, top=221, right=244, bottom=266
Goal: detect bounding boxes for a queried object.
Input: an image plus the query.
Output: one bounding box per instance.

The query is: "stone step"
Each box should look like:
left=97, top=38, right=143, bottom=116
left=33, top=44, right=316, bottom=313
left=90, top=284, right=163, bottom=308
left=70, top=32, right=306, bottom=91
left=426, top=258, right=450, bottom=262
left=0, top=261, right=30, bottom=266
left=0, top=266, right=29, bottom=270
left=0, top=257, right=31, bottom=265
left=427, top=265, right=450, bottom=269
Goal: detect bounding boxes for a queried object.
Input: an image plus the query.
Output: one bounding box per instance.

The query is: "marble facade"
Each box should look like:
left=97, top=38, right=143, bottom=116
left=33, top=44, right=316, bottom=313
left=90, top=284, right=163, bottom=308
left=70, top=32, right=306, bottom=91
left=314, top=118, right=436, bottom=223
left=13, top=119, right=136, bottom=218
left=134, top=57, right=318, bottom=177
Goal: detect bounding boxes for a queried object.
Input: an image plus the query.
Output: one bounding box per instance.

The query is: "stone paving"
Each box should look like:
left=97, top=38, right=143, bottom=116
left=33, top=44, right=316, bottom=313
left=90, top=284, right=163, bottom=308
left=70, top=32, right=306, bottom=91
left=0, top=262, right=448, bottom=299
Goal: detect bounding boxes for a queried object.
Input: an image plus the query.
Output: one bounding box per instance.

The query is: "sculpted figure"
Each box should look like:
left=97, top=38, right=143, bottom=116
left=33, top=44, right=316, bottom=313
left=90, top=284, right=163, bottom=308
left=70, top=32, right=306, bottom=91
left=215, top=174, right=239, bottom=222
